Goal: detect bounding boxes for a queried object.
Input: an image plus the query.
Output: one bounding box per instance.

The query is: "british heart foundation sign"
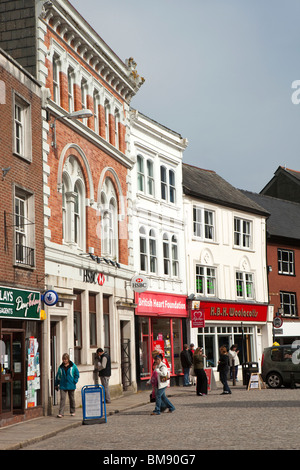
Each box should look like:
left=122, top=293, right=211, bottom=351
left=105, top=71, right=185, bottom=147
left=191, top=309, right=205, bottom=328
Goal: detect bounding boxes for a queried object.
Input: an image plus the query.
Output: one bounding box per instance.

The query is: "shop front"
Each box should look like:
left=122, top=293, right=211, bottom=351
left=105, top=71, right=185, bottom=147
left=190, top=301, right=269, bottom=375
left=135, top=291, right=188, bottom=388
left=0, top=286, right=42, bottom=427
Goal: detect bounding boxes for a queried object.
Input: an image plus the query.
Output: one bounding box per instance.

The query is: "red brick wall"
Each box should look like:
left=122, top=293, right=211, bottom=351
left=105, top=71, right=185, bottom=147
left=267, top=242, right=300, bottom=319
left=0, top=57, right=44, bottom=289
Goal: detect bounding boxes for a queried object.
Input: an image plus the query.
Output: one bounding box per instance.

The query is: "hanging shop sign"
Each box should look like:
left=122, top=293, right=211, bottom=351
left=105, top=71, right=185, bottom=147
left=0, top=286, right=41, bottom=320
left=43, top=290, right=59, bottom=306
left=199, top=301, right=268, bottom=322
left=135, top=291, right=188, bottom=317
left=191, top=309, right=205, bottom=328
left=131, top=275, right=149, bottom=293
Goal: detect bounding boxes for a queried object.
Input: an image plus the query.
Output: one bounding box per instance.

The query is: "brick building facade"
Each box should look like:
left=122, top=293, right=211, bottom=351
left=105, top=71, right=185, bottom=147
left=0, top=49, right=44, bottom=426
left=1, top=0, right=145, bottom=412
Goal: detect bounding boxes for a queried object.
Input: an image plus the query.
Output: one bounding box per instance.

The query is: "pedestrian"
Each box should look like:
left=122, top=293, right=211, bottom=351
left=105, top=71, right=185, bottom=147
left=229, top=344, right=240, bottom=381
left=151, top=354, right=175, bottom=415
left=193, top=347, right=208, bottom=396
left=218, top=346, right=231, bottom=395
left=188, top=343, right=196, bottom=385
left=96, top=348, right=111, bottom=404
left=55, top=353, right=79, bottom=417
left=180, top=344, right=193, bottom=386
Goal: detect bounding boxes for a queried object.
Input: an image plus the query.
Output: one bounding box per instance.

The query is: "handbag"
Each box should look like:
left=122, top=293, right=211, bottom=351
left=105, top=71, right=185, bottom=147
left=190, top=365, right=196, bottom=377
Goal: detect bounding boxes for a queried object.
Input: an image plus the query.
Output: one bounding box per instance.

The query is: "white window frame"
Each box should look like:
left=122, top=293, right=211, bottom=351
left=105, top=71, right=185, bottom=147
left=280, top=291, right=297, bottom=317
left=100, top=178, right=118, bottom=260
left=13, top=93, right=32, bottom=162
left=14, top=187, right=35, bottom=267
left=236, top=271, right=254, bottom=299
left=160, top=165, right=176, bottom=204
left=193, top=206, right=215, bottom=241
left=196, top=265, right=216, bottom=296
left=234, top=217, right=252, bottom=249
left=278, top=249, right=295, bottom=275
left=68, top=66, right=75, bottom=113
left=53, top=53, right=61, bottom=105
left=137, top=154, right=155, bottom=196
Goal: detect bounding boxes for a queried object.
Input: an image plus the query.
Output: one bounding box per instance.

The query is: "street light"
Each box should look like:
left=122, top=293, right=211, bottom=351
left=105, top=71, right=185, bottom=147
left=51, top=109, right=93, bottom=148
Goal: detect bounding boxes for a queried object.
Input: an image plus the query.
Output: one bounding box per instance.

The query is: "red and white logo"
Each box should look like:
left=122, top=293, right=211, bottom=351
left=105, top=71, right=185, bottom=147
left=97, top=273, right=105, bottom=286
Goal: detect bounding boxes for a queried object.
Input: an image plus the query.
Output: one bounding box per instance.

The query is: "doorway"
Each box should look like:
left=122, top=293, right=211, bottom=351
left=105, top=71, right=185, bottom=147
left=0, top=330, right=25, bottom=417
left=120, top=320, right=131, bottom=391
left=50, top=321, right=58, bottom=405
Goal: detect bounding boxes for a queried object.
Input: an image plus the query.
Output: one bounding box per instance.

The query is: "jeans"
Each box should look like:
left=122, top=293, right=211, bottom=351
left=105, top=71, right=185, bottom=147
left=153, top=387, right=175, bottom=415
left=220, top=369, right=231, bottom=393
left=183, top=367, right=190, bottom=386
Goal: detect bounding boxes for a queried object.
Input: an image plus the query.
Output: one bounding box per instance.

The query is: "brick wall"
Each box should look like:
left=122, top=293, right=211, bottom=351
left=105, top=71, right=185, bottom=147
left=0, top=52, right=44, bottom=290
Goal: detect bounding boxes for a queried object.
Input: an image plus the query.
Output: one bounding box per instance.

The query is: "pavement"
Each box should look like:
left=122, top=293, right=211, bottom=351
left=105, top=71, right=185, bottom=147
left=0, top=383, right=204, bottom=450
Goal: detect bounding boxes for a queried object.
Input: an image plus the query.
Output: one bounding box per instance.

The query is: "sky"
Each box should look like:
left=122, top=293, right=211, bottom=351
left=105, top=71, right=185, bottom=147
left=71, top=0, right=300, bottom=192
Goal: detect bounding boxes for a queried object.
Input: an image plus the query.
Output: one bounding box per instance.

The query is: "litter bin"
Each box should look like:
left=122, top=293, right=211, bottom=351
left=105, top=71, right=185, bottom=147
left=242, top=362, right=259, bottom=387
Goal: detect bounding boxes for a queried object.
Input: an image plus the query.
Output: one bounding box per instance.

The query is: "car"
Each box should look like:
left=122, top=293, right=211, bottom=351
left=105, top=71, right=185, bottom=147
left=261, top=343, right=300, bottom=389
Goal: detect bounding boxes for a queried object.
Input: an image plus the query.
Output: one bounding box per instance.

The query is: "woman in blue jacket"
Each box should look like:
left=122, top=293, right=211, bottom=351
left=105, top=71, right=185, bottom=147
left=55, top=353, right=80, bottom=417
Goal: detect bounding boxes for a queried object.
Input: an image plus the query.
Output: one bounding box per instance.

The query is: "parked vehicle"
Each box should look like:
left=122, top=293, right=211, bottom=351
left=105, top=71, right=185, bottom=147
left=261, top=344, right=300, bottom=388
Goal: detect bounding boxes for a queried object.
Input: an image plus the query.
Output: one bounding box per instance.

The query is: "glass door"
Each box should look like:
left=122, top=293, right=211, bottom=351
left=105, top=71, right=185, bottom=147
left=1, top=331, right=24, bottom=416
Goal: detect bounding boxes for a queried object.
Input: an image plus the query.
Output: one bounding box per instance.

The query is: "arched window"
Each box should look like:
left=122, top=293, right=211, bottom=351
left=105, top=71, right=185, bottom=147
left=61, top=157, right=86, bottom=250
left=163, top=233, right=170, bottom=275
left=139, top=226, right=147, bottom=272
left=100, top=178, right=118, bottom=259
left=149, top=229, right=157, bottom=274
left=171, top=235, right=179, bottom=277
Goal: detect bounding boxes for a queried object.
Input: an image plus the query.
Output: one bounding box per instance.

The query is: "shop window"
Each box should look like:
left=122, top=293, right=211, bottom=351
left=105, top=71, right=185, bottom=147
left=138, top=317, right=151, bottom=377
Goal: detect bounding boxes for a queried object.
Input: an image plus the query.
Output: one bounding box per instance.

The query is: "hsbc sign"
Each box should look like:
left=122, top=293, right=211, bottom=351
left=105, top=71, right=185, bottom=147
left=131, top=275, right=149, bottom=293
left=83, top=269, right=105, bottom=286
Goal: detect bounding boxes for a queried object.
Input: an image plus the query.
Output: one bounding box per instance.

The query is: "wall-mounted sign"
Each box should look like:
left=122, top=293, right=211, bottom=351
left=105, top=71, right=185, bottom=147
left=83, top=269, right=105, bottom=286
left=0, top=286, right=41, bottom=320
left=131, top=275, right=149, bottom=293
left=135, top=291, right=187, bottom=317
left=43, top=290, right=59, bottom=306
left=199, top=301, right=268, bottom=323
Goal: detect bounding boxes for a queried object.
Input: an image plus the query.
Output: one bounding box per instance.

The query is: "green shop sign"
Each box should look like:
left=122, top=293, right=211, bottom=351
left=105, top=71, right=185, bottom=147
left=0, top=286, right=41, bottom=320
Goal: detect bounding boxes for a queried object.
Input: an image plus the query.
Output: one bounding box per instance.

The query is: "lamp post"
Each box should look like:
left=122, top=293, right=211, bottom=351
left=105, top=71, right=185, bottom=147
left=51, top=109, right=93, bottom=148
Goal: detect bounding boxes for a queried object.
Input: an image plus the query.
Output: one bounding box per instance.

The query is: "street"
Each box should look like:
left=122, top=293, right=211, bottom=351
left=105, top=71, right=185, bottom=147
left=21, top=385, right=300, bottom=451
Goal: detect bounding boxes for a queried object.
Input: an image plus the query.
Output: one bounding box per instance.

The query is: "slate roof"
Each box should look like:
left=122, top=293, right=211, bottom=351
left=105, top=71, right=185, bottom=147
left=182, top=163, right=269, bottom=216
left=241, top=190, right=300, bottom=242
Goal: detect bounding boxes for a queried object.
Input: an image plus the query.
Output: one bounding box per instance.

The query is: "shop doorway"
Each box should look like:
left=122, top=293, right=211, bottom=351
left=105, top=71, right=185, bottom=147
left=0, top=330, right=25, bottom=417
left=120, top=320, right=131, bottom=391
left=50, top=321, right=58, bottom=405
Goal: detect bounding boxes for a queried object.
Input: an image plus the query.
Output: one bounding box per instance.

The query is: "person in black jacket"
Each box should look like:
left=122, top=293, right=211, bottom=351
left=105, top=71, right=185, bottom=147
left=96, top=348, right=111, bottom=403
left=180, top=344, right=193, bottom=386
left=218, top=346, right=232, bottom=395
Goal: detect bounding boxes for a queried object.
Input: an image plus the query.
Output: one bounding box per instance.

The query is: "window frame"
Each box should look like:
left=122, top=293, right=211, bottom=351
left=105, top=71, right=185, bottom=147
left=196, top=265, right=216, bottom=296
left=278, top=249, right=295, bottom=276
left=193, top=206, right=215, bottom=241
left=13, top=92, right=32, bottom=162
left=234, top=217, right=252, bottom=249
left=14, top=187, right=35, bottom=268
left=236, top=271, right=254, bottom=300
left=280, top=291, right=297, bottom=317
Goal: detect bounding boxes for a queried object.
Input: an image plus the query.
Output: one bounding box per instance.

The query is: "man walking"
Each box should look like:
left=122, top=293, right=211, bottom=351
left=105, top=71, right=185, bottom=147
left=180, top=344, right=192, bottom=386
left=96, top=348, right=111, bottom=403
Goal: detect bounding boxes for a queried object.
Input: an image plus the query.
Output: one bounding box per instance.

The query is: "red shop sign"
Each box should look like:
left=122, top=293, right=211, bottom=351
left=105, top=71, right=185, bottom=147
left=200, top=301, right=268, bottom=323
left=135, top=291, right=188, bottom=317
left=191, top=309, right=205, bottom=328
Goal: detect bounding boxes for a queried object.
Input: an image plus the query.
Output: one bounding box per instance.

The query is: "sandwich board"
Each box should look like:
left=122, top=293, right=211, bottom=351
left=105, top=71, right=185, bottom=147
left=247, top=373, right=266, bottom=390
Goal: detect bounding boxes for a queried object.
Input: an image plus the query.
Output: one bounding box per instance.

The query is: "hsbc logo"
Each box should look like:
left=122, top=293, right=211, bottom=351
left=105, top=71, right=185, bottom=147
left=83, top=269, right=105, bottom=286
left=131, top=275, right=149, bottom=293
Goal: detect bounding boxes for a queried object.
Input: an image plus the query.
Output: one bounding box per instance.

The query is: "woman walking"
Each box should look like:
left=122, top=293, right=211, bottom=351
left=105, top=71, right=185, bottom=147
left=193, top=347, right=208, bottom=396
left=218, top=346, right=231, bottom=395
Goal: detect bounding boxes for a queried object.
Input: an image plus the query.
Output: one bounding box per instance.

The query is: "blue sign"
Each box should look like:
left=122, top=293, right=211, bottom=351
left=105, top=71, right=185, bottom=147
left=43, top=290, right=59, bottom=306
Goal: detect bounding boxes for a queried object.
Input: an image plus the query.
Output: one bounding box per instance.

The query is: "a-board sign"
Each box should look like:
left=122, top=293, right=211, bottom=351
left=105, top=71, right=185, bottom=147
left=204, top=368, right=217, bottom=391
left=247, top=373, right=266, bottom=390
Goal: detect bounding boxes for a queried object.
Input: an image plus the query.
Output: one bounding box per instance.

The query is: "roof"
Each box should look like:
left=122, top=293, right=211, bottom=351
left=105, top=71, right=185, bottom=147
left=182, top=163, right=269, bottom=216
left=241, top=190, right=300, bottom=241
